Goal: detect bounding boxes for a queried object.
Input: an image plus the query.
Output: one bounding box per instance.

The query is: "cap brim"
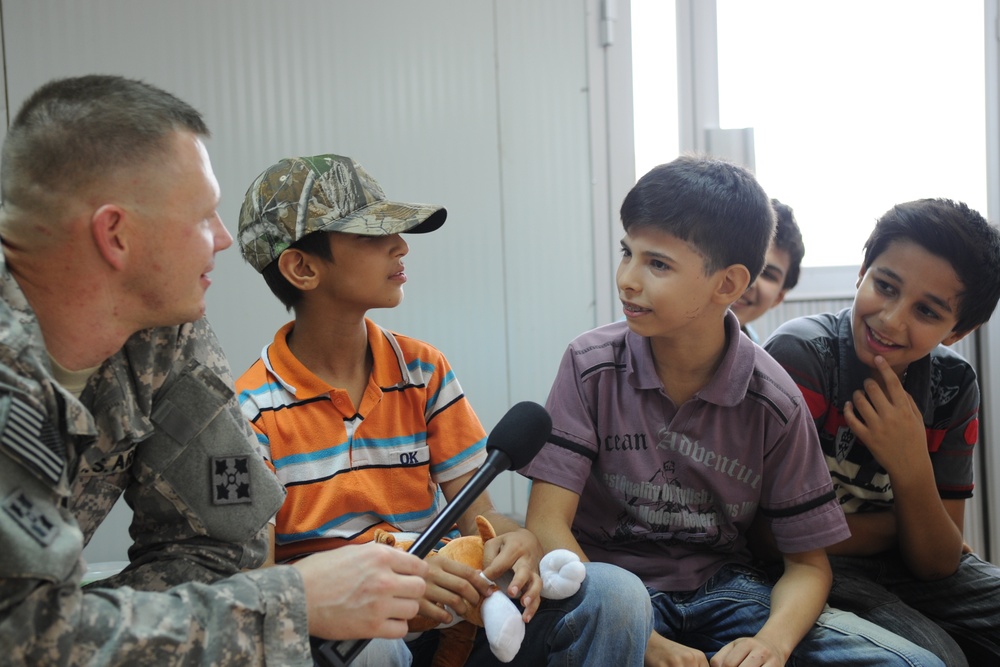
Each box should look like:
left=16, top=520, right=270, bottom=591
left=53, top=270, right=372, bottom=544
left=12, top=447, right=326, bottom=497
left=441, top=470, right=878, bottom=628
left=315, top=201, right=447, bottom=236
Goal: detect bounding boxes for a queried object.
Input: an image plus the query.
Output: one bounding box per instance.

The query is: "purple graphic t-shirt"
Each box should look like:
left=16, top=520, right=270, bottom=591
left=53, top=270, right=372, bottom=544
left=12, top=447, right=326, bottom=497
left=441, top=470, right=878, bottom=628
left=520, top=312, right=849, bottom=592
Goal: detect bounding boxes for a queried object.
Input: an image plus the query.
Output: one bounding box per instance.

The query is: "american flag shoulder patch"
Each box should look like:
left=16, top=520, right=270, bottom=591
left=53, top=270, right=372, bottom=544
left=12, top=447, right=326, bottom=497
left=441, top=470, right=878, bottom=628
left=211, top=455, right=253, bottom=505
left=0, top=394, right=65, bottom=485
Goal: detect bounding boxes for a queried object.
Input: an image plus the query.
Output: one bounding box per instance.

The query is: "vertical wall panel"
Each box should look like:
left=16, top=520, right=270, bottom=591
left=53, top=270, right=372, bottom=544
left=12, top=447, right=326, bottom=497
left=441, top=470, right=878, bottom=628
left=496, top=0, right=595, bottom=404
left=492, top=0, right=597, bottom=516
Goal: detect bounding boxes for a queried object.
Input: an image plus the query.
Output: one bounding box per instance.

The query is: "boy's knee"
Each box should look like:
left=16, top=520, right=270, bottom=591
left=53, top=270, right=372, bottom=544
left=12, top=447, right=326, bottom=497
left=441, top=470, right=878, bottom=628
left=580, top=562, right=650, bottom=620
left=350, top=638, right=411, bottom=667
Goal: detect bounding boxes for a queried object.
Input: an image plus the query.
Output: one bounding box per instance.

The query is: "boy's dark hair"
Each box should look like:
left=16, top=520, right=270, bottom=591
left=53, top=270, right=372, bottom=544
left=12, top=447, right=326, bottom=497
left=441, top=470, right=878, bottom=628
left=771, top=198, right=805, bottom=290
left=262, top=231, right=334, bottom=311
left=2, top=74, right=208, bottom=213
left=620, top=155, right=775, bottom=280
left=863, top=198, right=1000, bottom=333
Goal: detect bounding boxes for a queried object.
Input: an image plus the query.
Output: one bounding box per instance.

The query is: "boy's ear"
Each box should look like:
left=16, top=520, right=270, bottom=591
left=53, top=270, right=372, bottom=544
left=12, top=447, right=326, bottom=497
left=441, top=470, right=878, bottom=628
left=771, top=289, right=789, bottom=310
left=277, top=248, right=320, bottom=291
left=942, top=325, right=978, bottom=347
left=856, top=264, right=868, bottom=288
left=715, top=264, right=752, bottom=305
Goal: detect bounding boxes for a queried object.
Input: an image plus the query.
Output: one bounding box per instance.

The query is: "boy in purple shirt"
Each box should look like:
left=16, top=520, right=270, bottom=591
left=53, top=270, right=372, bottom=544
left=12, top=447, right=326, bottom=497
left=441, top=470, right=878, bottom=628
left=520, top=156, right=941, bottom=666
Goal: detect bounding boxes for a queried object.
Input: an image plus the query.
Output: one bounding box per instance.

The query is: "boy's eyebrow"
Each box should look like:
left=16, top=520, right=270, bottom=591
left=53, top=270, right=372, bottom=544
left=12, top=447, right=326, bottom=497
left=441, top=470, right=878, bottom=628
left=763, top=262, right=785, bottom=277
left=643, top=249, right=672, bottom=261
left=875, top=267, right=954, bottom=313
left=620, top=236, right=678, bottom=263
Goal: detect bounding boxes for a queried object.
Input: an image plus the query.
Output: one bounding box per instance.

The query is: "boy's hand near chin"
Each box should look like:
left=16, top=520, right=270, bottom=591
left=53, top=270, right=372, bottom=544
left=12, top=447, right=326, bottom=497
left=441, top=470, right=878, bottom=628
left=844, top=355, right=929, bottom=479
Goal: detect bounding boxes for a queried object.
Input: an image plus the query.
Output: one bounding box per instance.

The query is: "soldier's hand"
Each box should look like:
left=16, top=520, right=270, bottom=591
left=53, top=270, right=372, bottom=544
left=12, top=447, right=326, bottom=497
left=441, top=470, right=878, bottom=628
left=294, top=542, right=428, bottom=640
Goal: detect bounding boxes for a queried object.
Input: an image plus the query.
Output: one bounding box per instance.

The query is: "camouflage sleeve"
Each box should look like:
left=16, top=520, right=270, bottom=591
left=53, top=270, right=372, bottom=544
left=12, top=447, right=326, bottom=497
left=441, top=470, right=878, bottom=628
left=105, top=317, right=286, bottom=590
left=1, top=425, right=311, bottom=665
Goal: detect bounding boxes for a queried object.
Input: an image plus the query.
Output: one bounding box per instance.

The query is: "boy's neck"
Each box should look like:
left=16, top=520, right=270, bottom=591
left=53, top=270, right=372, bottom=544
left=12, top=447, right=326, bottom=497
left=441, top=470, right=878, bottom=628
left=647, top=317, right=730, bottom=405
left=286, top=308, right=373, bottom=406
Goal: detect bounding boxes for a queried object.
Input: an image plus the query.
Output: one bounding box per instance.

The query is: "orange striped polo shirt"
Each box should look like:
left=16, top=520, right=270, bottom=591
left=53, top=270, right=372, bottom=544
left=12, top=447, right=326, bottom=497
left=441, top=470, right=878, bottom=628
left=236, top=318, right=487, bottom=562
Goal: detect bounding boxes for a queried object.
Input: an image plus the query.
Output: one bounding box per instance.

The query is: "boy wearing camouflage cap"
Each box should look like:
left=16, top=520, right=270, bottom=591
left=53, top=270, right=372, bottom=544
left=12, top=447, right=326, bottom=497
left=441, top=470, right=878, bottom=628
left=235, top=154, right=652, bottom=666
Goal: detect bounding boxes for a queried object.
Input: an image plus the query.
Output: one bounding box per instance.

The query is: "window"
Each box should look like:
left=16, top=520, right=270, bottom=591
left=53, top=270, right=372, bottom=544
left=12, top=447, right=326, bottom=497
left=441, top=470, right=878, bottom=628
left=633, top=1, right=987, bottom=268
left=632, top=0, right=680, bottom=179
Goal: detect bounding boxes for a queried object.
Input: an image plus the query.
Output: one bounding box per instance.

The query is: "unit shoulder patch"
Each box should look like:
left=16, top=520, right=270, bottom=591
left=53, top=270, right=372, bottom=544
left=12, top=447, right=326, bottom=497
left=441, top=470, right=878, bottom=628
left=211, top=455, right=252, bottom=505
left=3, top=488, right=59, bottom=546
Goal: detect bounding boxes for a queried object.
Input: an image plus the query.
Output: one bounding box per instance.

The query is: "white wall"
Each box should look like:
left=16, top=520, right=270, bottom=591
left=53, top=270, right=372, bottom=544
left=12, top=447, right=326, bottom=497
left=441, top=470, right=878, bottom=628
left=0, top=0, right=633, bottom=561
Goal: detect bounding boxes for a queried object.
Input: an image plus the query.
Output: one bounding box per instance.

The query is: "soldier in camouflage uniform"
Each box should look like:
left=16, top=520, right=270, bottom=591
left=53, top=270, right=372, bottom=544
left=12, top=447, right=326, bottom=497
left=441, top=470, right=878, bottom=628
left=0, top=74, right=428, bottom=666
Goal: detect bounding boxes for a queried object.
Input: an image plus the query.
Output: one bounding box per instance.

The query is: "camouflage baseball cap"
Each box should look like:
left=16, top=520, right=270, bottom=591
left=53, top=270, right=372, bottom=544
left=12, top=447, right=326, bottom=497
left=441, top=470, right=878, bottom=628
left=238, top=154, right=447, bottom=272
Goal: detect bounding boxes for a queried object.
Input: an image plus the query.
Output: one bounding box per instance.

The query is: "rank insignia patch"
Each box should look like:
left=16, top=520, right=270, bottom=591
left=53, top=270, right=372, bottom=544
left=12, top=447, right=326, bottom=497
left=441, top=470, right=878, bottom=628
left=211, top=456, right=252, bottom=505
left=3, top=489, right=58, bottom=546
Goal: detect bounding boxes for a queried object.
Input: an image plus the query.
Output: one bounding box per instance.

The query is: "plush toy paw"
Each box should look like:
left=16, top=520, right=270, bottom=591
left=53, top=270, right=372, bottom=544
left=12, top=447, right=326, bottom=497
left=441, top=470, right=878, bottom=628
left=539, top=549, right=586, bottom=600
left=481, top=590, right=525, bottom=663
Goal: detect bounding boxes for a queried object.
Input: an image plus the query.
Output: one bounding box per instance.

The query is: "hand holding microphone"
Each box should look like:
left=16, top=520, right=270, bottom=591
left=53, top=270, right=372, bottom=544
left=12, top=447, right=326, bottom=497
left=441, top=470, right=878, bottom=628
left=295, top=542, right=429, bottom=641
left=313, top=401, right=552, bottom=667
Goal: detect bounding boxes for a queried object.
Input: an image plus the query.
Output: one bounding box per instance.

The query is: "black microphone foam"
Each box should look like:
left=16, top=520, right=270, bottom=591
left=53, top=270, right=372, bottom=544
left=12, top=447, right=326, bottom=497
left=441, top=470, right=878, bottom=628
left=487, top=400, right=552, bottom=470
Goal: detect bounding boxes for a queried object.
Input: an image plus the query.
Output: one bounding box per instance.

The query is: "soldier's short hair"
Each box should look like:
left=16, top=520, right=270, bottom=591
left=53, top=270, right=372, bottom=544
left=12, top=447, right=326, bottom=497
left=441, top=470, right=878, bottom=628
left=1, top=74, right=209, bottom=214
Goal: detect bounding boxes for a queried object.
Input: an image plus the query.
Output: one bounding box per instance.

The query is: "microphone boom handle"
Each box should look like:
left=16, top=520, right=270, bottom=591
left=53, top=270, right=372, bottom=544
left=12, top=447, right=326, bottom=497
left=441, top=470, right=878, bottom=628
left=407, top=455, right=507, bottom=558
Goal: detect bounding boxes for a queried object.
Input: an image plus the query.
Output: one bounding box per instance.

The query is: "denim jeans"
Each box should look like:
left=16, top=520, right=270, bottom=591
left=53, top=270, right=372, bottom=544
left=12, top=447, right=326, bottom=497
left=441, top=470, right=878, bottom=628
left=410, top=561, right=652, bottom=666
left=648, top=563, right=943, bottom=666
left=310, top=636, right=413, bottom=667
left=351, top=638, right=412, bottom=667
left=828, top=551, right=1000, bottom=667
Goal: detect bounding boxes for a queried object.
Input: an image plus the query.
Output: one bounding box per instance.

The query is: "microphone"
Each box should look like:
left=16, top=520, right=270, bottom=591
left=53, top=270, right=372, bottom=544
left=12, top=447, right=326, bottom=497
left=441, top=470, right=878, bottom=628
left=408, top=400, right=550, bottom=558
left=313, top=401, right=552, bottom=667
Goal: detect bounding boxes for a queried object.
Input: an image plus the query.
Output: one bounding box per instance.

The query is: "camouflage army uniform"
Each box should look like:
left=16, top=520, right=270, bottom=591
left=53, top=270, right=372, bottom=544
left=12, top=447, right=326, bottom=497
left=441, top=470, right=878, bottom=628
left=0, top=251, right=312, bottom=665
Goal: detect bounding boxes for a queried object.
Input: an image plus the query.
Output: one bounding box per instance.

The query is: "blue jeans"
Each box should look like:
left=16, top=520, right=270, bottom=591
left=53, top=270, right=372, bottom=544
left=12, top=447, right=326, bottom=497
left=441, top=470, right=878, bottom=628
left=828, top=551, right=1000, bottom=666
left=648, top=564, right=943, bottom=666
left=310, top=637, right=412, bottom=667
left=352, top=638, right=412, bottom=666
left=414, top=562, right=651, bottom=666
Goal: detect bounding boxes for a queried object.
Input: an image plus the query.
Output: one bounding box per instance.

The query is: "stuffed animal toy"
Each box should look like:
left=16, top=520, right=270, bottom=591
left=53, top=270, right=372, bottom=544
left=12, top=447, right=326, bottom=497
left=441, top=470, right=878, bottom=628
left=373, top=515, right=586, bottom=666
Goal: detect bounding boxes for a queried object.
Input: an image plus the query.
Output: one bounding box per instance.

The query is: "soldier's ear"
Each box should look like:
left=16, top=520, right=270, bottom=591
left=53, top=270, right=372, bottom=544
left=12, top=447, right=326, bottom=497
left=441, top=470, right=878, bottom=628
left=91, top=204, right=129, bottom=270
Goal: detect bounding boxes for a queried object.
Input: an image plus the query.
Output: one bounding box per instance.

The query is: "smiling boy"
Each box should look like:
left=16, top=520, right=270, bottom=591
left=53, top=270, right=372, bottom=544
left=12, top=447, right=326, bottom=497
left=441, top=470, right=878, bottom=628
left=520, top=156, right=940, bottom=666
left=764, top=198, right=1000, bottom=665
